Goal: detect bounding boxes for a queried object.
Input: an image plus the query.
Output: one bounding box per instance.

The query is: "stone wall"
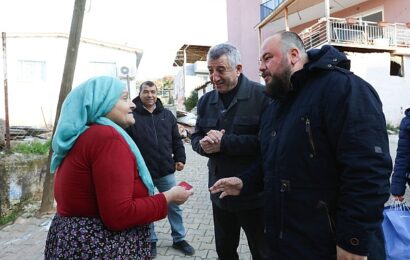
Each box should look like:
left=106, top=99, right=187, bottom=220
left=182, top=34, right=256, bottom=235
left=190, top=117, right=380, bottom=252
left=0, top=155, right=47, bottom=217
left=0, top=119, right=5, bottom=149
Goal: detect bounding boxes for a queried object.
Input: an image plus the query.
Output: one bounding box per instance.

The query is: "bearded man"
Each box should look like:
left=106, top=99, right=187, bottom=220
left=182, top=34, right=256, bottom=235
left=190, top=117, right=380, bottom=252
left=210, top=31, right=391, bottom=260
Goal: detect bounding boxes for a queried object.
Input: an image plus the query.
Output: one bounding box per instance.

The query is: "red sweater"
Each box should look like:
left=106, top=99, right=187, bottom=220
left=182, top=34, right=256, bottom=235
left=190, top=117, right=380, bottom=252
left=54, top=124, right=168, bottom=231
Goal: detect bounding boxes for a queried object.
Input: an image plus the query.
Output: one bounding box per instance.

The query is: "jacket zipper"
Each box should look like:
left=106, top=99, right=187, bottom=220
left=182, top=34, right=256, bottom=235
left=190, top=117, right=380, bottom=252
left=151, top=114, right=158, bottom=146
left=317, top=200, right=336, bottom=240
left=305, top=118, right=316, bottom=156
left=279, top=180, right=290, bottom=240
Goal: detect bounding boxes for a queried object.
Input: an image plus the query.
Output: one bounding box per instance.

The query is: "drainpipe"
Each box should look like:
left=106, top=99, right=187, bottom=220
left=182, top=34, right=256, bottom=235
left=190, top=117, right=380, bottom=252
left=258, top=27, right=261, bottom=59
left=258, top=27, right=262, bottom=49
left=257, top=27, right=263, bottom=83
left=182, top=45, right=189, bottom=109
left=2, top=32, right=10, bottom=151
left=325, top=0, right=331, bottom=43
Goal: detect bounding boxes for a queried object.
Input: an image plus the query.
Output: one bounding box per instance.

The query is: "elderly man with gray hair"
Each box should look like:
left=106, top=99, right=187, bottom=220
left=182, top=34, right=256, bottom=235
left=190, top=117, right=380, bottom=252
left=191, top=43, right=270, bottom=260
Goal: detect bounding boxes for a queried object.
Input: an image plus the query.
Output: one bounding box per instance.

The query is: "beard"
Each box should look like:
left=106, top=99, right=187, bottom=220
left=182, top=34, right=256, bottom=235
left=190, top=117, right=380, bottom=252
left=263, top=63, right=292, bottom=100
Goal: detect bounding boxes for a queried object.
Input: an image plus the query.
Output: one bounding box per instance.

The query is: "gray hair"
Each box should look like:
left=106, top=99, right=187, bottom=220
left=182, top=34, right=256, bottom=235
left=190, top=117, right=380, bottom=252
left=207, top=43, right=241, bottom=68
left=278, top=31, right=308, bottom=59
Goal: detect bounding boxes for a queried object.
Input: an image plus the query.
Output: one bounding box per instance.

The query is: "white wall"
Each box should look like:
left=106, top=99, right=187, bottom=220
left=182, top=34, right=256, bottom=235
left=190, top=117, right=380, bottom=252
left=0, top=36, right=139, bottom=128
left=174, top=63, right=209, bottom=110
left=347, top=52, right=410, bottom=125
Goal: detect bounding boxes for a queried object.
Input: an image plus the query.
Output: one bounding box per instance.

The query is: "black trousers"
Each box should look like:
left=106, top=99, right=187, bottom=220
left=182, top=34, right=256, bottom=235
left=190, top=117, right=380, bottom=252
left=212, top=203, right=270, bottom=260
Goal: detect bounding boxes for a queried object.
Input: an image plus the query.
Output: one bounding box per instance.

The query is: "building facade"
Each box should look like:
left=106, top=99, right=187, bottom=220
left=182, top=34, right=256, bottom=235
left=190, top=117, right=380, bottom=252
left=226, top=0, right=410, bottom=124
left=172, top=45, right=210, bottom=111
left=0, top=33, right=142, bottom=128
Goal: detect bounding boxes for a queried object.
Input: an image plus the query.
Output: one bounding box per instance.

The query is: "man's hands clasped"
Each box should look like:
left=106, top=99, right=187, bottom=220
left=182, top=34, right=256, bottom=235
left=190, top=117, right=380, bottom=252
left=199, top=129, right=225, bottom=154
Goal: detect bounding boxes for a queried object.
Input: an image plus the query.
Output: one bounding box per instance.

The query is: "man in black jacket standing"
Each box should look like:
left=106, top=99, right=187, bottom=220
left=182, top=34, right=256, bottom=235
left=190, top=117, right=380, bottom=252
left=191, top=43, right=270, bottom=260
left=210, top=32, right=391, bottom=259
left=126, top=81, right=194, bottom=258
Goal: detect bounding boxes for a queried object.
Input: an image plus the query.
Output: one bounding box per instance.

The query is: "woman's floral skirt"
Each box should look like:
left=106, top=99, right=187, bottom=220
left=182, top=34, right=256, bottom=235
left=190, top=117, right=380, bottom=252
left=44, top=214, right=151, bottom=259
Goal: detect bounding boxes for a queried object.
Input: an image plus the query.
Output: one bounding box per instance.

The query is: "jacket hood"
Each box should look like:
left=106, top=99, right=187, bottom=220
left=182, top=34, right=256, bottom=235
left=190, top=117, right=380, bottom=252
left=306, top=45, right=351, bottom=71
left=405, top=108, right=410, bottom=116
left=284, top=45, right=351, bottom=99
left=132, top=96, right=164, bottom=114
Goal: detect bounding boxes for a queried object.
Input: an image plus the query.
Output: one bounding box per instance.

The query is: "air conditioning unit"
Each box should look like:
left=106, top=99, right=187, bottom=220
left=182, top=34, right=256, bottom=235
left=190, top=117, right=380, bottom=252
left=118, top=65, right=136, bottom=80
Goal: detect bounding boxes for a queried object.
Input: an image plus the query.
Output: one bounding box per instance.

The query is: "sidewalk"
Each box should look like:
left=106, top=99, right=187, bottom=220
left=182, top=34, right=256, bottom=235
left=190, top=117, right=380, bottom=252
left=0, top=144, right=252, bottom=260
left=0, top=136, right=405, bottom=260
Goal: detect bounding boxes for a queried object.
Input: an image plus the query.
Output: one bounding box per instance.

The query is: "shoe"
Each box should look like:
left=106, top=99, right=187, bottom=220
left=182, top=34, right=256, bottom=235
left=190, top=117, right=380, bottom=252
left=172, top=240, right=195, bottom=255
left=150, top=242, right=157, bottom=258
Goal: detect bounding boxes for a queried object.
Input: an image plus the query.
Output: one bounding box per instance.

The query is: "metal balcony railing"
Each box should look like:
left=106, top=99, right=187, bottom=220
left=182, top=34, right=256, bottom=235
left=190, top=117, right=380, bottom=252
left=260, top=0, right=285, bottom=21
left=299, top=17, right=410, bottom=50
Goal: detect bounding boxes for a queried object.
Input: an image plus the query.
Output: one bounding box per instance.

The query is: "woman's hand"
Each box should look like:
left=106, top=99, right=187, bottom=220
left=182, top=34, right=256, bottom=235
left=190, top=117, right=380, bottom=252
left=163, top=185, right=193, bottom=205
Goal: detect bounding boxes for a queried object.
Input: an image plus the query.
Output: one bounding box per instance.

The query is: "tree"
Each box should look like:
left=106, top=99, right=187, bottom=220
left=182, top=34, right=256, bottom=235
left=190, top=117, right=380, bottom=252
left=38, top=0, right=86, bottom=214
left=184, top=90, right=198, bottom=112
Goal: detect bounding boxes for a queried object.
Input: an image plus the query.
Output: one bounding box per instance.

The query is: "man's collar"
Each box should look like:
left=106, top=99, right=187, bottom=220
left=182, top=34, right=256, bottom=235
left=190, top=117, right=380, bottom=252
left=143, top=104, right=156, bottom=113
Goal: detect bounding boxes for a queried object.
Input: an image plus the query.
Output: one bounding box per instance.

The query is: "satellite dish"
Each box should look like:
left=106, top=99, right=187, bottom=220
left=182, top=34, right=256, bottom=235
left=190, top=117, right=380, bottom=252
left=120, top=66, right=129, bottom=75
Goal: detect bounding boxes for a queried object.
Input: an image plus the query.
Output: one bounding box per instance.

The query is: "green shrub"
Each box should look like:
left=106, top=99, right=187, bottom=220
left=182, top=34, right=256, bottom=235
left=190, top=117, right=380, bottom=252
left=386, top=123, right=399, bottom=133
left=184, top=91, right=198, bottom=112
left=11, top=140, right=51, bottom=155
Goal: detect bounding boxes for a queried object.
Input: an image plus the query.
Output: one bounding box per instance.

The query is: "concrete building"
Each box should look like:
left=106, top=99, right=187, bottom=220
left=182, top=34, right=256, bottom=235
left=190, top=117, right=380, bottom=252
left=173, top=45, right=210, bottom=111
left=0, top=33, right=143, bottom=128
left=226, top=0, right=410, bottom=124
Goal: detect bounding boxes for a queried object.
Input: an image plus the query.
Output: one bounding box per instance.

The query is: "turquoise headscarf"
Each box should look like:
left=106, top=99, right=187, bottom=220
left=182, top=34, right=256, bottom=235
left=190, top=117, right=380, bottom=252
left=50, top=76, right=155, bottom=195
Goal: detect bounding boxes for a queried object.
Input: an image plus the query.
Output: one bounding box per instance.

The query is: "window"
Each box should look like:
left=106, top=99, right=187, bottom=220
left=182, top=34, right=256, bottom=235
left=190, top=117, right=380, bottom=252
left=88, top=61, right=117, bottom=77
left=17, top=60, right=46, bottom=82
left=390, top=55, right=404, bottom=77
left=362, top=11, right=383, bottom=23
left=158, top=88, right=171, bottom=97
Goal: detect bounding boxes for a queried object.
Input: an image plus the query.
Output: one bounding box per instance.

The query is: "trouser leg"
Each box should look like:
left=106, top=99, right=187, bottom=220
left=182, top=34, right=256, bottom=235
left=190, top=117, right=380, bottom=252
left=149, top=222, right=157, bottom=242
left=238, top=207, right=270, bottom=260
left=212, top=203, right=240, bottom=260
left=154, top=174, right=186, bottom=242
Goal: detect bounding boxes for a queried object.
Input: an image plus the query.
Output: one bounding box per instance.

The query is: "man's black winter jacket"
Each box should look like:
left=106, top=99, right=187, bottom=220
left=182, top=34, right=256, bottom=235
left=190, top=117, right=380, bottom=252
left=191, top=74, right=270, bottom=211
left=126, top=97, right=185, bottom=179
left=258, top=45, right=391, bottom=259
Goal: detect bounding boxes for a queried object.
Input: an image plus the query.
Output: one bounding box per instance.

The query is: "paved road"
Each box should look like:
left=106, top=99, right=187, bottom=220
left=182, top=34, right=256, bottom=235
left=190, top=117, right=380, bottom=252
left=0, top=136, right=408, bottom=260
left=0, top=144, right=252, bottom=260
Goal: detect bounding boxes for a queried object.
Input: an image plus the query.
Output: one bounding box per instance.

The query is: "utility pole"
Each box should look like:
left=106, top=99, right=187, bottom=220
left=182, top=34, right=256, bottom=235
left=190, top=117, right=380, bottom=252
left=39, top=0, right=87, bottom=214
left=2, top=32, right=10, bottom=151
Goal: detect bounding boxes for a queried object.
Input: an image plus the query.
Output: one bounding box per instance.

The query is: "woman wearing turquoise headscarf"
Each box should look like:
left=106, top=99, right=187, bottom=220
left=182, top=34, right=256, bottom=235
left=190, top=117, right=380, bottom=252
left=44, top=76, right=193, bottom=259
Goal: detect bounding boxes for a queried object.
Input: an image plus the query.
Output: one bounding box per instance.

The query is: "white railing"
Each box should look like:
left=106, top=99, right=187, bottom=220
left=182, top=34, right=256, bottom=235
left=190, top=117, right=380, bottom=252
left=299, top=17, right=410, bottom=50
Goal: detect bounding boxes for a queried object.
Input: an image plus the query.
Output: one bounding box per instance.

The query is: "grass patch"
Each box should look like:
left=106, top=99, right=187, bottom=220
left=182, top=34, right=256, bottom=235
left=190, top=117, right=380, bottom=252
left=11, top=140, right=51, bottom=155
left=0, top=210, right=20, bottom=226
left=386, top=123, right=399, bottom=134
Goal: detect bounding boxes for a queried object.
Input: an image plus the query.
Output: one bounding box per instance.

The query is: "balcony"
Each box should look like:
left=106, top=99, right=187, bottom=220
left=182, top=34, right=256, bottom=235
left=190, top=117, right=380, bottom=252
left=299, top=17, right=410, bottom=51
left=260, top=0, right=285, bottom=21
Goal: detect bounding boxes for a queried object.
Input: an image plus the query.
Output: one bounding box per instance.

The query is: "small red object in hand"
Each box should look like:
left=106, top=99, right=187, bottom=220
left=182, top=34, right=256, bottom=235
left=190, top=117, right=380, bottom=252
left=178, top=181, right=193, bottom=190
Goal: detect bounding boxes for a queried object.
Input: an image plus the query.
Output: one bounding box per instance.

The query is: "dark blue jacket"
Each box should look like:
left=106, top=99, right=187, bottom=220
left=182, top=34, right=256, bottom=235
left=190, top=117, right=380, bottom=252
left=191, top=74, right=270, bottom=211
left=258, top=45, right=391, bottom=259
left=126, top=97, right=185, bottom=179
left=391, top=108, right=410, bottom=195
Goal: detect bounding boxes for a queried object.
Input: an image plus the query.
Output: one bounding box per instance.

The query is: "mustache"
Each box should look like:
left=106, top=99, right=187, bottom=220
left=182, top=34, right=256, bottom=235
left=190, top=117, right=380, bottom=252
left=259, top=72, right=271, bottom=78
